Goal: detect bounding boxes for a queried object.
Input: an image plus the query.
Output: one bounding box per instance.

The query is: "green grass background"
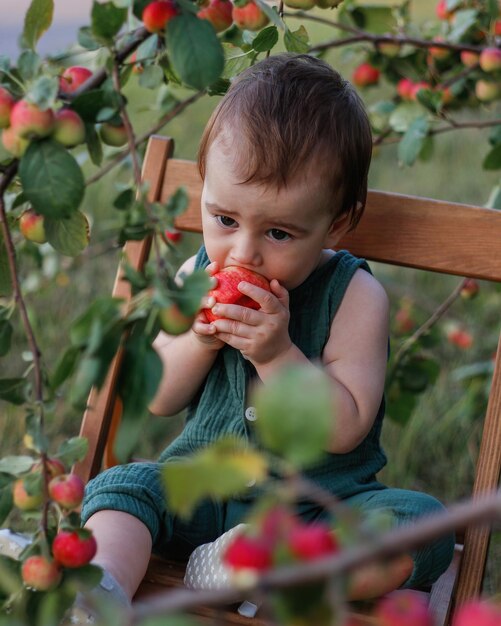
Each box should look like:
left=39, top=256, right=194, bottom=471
left=2, top=0, right=500, bottom=593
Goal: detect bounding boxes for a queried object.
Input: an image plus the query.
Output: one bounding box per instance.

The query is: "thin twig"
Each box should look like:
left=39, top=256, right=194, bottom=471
left=285, top=11, right=484, bottom=54
left=388, top=278, right=467, bottom=379
left=0, top=162, right=52, bottom=532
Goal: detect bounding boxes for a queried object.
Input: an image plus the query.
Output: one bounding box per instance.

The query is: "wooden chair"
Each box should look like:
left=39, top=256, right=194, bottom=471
left=73, top=134, right=501, bottom=626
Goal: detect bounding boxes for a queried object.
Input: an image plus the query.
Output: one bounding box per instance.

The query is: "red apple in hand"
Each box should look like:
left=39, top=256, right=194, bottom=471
left=202, top=266, right=271, bottom=323
left=52, top=529, right=97, bottom=568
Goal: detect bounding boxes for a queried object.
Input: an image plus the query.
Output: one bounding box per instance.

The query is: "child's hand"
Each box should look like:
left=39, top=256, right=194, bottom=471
left=209, top=278, right=291, bottom=365
left=191, top=262, right=225, bottom=350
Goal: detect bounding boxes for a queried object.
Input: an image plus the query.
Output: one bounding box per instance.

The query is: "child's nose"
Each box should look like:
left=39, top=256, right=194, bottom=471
left=231, top=237, right=261, bottom=267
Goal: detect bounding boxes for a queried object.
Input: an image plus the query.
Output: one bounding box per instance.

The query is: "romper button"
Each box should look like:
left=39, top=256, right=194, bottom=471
left=245, top=406, right=257, bottom=421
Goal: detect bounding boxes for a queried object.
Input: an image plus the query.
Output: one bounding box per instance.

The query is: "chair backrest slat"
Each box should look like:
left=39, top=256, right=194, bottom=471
left=168, top=158, right=501, bottom=282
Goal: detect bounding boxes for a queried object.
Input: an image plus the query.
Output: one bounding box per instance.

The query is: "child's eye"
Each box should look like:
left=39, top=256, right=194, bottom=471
left=216, top=215, right=237, bottom=228
left=268, top=228, right=291, bottom=241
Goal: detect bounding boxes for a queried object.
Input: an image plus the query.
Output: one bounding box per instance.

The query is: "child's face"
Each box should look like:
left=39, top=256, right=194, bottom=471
left=201, top=138, right=348, bottom=290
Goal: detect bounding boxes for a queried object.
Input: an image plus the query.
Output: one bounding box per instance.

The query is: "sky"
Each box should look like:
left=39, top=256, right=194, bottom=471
left=1, top=0, right=93, bottom=59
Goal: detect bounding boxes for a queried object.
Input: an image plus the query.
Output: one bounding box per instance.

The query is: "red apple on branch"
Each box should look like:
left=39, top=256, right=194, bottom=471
left=202, top=266, right=271, bottom=323
left=59, top=66, right=93, bottom=95
left=48, top=473, right=85, bottom=510
left=232, top=1, right=269, bottom=31
left=2, top=126, right=29, bottom=157
left=53, top=109, right=86, bottom=147
left=52, top=529, right=97, bottom=568
left=142, top=0, right=179, bottom=32
left=19, top=209, right=47, bottom=244
left=452, top=599, right=501, bottom=626
left=352, top=63, right=380, bottom=87
left=375, top=590, right=433, bottom=626
left=10, top=99, right=55, bottom=139
left=287, top=522, right=339, bottom=561
left=158, top=303, right=195, bottom=335
left=12, top=478, right=43, bottom=510
left=0, top=87, right=15, bottom=129
left=22, top=555, right=62, bottom=591
left=100, top=122, right=128, bottom=147
left=198, top=0, right=233, bottom=32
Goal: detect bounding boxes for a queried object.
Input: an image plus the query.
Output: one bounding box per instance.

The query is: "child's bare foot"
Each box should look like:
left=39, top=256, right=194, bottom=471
left=347, top=554, right=414, bottom=601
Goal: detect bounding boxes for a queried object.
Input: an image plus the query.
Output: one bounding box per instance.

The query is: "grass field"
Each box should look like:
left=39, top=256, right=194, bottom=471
left=2, top=0, right=500, bottom=593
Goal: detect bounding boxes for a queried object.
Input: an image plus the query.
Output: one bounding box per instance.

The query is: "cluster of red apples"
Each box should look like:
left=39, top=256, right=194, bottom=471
left=0, top=67, right=127, bottom=161
left=351, top=0, right=501, bottom=109
left=141, top=0, right=342, bottom=35
left=12, top=457, right=97, bottom=593
left=223, top=507, right=501, bottom=626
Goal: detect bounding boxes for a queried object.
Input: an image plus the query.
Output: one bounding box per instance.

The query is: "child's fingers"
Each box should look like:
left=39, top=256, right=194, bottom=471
left=237, top=280, right=287, bottom=313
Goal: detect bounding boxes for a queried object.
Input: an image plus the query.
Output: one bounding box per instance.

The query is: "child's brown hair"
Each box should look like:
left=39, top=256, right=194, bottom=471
left=198, top=53, right=372, bottom=229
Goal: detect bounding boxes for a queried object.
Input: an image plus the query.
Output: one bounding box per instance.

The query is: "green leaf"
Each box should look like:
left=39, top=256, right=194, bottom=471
left=25, top=412, right=48, bottom=454
left=167, top=14, right=224, bottom=90
left=26, top=75, right=59, bottom=109
left=56, top=437, right=89, bottom=466
left=113, top=188, right=135, bottom=211
left=45, top=211, right=90, bottom=257
left=22, top=0, right=54, bottom=50
left=222, top=43, right=252, bottom=80
left=396, top=355, right=440, bottom=393
left=138, top=65, right=164, bottom=90
left=85, top=122, right=103, bottom=167
left=252, top=26, right=279, bottom=52
left=0, top=233, right=12, bottom=298
left=63, top=563, right=103, bottom=588
left=78, top=26, right=101, bottom=51
left=0, top=378, right=30, bottom=405
left=51, top=346, right=81, bottom=389
left=165, top=186, right=188, bottom=218
left=0, top=320, right=13, bottom=356
left=448, top=9, right=478, bottom=42
left=70, top=298, right=123, bottom=347
left=72, top=90, right=120, bottom=123
left=163, top=437, right=267, bottom=518
left=114, top=333, right=163, bottom=462
left=398, top=116, right=429, bottom=167
left=91, top=1, right=127, bottom=43
left=19, top=140, right=85, bottom=218
left=17, top=50, right=42, bottom=82
left=485, top=183, right=501, bottom=209
left=389, top=102, right=425, bottom=133
left=174, top=269, right=211, bottom=316
left=253, top=364, right=333, bottom=468
left=284, top=25, right=309, bottom=54
left=0, top=456, right=34, bottom=475
left=483, top=144, right=501, bottom=170
left=385, top=386, right=417, bottom=425
left=255, top=0, right=283, bottom=29
left=350, top=5, right=397, bottom=34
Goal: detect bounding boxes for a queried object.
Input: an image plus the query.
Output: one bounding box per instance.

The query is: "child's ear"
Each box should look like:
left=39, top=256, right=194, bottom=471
left=324, top=212, right=352, bottom=248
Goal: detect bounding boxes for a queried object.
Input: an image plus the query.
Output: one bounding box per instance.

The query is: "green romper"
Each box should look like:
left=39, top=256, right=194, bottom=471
left=82, top=247, right=454, bottom=588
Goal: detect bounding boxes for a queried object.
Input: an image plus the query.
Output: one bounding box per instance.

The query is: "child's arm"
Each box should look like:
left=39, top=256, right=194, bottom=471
left=210, top=269, right=389, bottom=454
left=149, top=256, right=224, bottom=416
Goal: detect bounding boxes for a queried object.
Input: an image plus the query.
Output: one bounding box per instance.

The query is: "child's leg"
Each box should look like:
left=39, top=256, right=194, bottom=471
left=344, top=488, right=455, bottom=594
left=84, top=510, right=152, bottom=600
left=300, top=487, right=455, bottom=599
